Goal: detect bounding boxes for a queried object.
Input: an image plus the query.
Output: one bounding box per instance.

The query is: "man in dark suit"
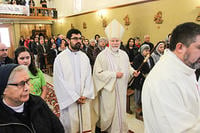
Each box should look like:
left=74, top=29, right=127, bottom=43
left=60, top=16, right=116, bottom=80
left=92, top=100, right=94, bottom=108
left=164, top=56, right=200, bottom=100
left=0, top=43, right=13, bottom=67
left=141, top=34, right=154, bottom=51
left=37, top=38, right=48, bottom=71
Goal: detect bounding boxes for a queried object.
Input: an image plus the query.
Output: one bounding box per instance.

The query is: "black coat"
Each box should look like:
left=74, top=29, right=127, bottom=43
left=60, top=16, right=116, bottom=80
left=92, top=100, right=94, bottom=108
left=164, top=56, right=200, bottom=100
left=47, top=48, right=57, bottom=65
left=132, top=53, right=153, bottom=90
left=86, top=45, right=95, bottom=68
left=30, top=42, right=39, bottom=55
left=5, top=56, right=13, bottom=64
left=0, top=95, right=64, bottom=133
left=37, top=43, right=48, bottom=58
left=125, top=46, right=138, bottom=63
left=0, top=57, right=14, bottom=67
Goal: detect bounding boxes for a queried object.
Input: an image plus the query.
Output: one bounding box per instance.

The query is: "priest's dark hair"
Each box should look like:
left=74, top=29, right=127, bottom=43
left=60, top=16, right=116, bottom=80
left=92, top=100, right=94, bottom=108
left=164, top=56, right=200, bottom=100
left=14, top=46, right=38, bottom=76
left=66, top=29, right=82, bottom=40
left=170, top=22, right=200, bottom=51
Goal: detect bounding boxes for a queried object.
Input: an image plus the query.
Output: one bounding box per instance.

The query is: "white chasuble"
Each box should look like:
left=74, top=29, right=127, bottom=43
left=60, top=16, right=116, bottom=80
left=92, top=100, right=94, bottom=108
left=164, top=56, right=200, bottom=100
left=93, top=47, right=134, bottom=133
left=142, top=50, right=200, bottom=133
left=53, top=48, right=94, bottom=133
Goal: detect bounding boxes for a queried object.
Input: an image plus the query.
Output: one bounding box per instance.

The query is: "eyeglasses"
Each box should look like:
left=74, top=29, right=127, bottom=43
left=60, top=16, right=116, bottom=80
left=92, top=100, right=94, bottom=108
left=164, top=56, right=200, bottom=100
left=7, top=78, right=31, bottom=89
left=0, top=49, right=8, bottom=52
left=71, top=37, right=82, bottom=41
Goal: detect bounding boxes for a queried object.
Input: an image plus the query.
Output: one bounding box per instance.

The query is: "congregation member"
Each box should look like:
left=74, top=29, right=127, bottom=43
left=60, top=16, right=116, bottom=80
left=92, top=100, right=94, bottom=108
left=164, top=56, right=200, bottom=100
left=94, top=34, right=100, bottom=44
left=28, top=36, right=34, bottom=52
left=86, top=39, right=96, bottom=69
left=125, top=37, right=139, bottom=66
left=56, top=34, right=63, bottom=47
left=29, top=0, right=35, bottom=7
left=134, top=36, right=141, bottom=49
left=132, top=44, right=154, bottom=120
left=119, top=41, right=126, bottom=52
left=0, top=64, right=64, bottom=133
left=29, top=0, right=35, bottom=14
left=80, top=42, right=86, bottom=53
left=82, top=38, right=90, bottom=53
left=47, top=43, right=58, bottom=66
left=14, top=46, right=48, bottom=100
left=141, top=35, right=154, bottom=51
left=0, top=43, right=13, bottom=66
left=142, top=22, right=200, bottom=132
left=30, top=37, right=39, bottom=67
left=151, top=40, right=165, bottom=64
left=58, top=39, right=67, bottom=54
left=24, top=36, right=30, bottom=48
left=54, top=29, right=95, bottom=133
left=10, top=0, right=26, bottom=5
left=37, top=38, right=47, bottom=71
left=165, top=33, right=172, bottom=48
left=44, top=38, right=49, bottom=49
left=10, top=0, right=17, bottom=4
left=48, top=37, right=56, bottom=49
left=19, top=36, right=25, bottom=47
left=93, top=19, right=139, bottom=133
left=93, top=37, right=107, bottom=60
left=40, top=0, right=47, bottom=8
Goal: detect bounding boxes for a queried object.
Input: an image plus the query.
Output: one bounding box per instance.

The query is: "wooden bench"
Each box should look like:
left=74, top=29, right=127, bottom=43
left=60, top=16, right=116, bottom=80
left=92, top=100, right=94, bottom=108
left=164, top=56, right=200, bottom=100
left=126, top=89, right=134, bottom=114
left=44, top=54, right=53, bottom=76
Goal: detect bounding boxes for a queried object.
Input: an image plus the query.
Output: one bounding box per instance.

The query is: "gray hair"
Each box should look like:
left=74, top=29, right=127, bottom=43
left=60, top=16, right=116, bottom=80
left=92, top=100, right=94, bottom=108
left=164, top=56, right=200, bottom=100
left=7, top=65, right=28, bottom=84
left=89, top=39, right=96, bottom=44
left=138, top=44, right=150, bottom=53
left=98, top=37, right=107, bottom=43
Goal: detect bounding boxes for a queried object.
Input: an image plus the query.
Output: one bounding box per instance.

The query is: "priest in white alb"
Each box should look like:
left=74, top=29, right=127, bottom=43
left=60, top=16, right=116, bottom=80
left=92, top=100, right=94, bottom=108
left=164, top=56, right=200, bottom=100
left=142, top=22, right=200, bottom=133
left=53, top=29, right=95, bottom=133
left=93, top=19, right=139, bottom=133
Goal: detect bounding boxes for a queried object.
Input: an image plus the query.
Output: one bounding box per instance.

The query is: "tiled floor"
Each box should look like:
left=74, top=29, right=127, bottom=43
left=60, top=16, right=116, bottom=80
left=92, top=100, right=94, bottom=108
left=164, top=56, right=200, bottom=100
left=44, top=74, right=144, bottom=133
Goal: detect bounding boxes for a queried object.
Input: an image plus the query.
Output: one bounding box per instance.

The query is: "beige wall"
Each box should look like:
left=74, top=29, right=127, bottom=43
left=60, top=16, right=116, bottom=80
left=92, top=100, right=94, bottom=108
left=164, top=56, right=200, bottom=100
left=52, top=0, right=200, bottom=44
left=82, top=0, right=147, bottom=14
left=50, top=0, right=147, bottom=17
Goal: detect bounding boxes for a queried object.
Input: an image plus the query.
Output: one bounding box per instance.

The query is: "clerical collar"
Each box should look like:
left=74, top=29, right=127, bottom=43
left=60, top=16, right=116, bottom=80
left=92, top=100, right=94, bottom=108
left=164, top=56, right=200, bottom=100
left=3, top=99, right=24, bottom=113
left=67, top=47, right=79, bottom=55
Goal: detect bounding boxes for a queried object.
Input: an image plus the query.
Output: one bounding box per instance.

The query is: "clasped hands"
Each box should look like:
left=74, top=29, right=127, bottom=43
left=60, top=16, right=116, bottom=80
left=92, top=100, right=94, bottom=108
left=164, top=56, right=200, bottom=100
left=76, top=96, right=87, bottom=104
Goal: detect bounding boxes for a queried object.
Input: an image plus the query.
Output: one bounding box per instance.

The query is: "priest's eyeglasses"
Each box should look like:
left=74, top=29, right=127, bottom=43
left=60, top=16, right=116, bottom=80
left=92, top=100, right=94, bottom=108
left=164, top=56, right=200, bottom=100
left=71, top=37, right=82, bottom=41
left=7, top=78, right=31, bottom=89
left=0, top=49, right=8, bottom=52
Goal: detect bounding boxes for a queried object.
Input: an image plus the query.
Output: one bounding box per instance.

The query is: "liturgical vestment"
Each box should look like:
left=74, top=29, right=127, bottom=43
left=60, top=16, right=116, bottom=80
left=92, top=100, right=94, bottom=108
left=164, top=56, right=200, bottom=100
left=53, top=48, right=95, bottom=133
left=142, top=49, right=200, bottom=133
left=93, top=47, right=135, bottom=133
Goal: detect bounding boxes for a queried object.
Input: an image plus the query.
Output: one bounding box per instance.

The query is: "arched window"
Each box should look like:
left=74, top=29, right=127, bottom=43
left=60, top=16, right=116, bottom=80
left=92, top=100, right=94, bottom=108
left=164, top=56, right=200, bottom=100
left=0, top=24, right=14, bottom=58
left=0, top=27, right=10, bottom=47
